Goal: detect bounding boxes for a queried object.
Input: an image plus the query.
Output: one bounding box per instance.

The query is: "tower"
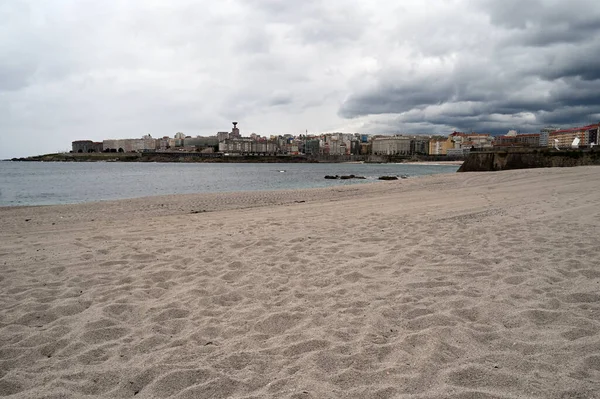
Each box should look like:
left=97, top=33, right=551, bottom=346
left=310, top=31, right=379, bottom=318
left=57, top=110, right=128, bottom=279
left=231, top=122, right=240, bottom=138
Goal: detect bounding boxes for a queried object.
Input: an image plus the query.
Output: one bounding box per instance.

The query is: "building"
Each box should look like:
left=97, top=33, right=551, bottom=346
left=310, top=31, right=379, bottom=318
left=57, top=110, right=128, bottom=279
left=358, top=142, right=371, bottom=155
left=103, top=137, right=157, bottom=152
left=372, top=136, right=411, bottom=155
left=539, top=131, right=550, bottom=147
left=429, top=137, right=453, bottom=155
left=589, top=125, right=599, bottom=145
left=410, top=136, right=430, bottom=155
left=156, top=136, right=171, bottom=151
left=494, top=133, right=541, bottom=147
left=328, top=137, right=345, bottom=155
left=218, top=138, right=254, bottom=154
left=350, top=139, right=362, bottom=155
left=449, top=132, right=494, bottom=150
left=72, top=140, right=103, bottom=153
left=172, top=132, right=185, bottom=147
left=320, top=133, right=353, bottom=155
left=217, top=131, right=229, bottom=142
left=550, top=130, right=586, bottom=148
left=549, top=123, right=599, bottom=148
left=301, top=138, right=319, bottom=155
left=183, top=136, right=219, bottom=150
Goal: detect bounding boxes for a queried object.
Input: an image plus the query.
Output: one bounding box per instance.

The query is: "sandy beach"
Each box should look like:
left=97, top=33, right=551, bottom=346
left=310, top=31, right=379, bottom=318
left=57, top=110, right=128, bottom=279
left=1, top=166, right=599, bottom=398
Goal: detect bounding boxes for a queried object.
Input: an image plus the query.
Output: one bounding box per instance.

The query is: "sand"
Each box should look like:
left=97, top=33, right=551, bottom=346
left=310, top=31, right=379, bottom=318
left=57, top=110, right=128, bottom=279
left=1, top=166, right=599, bottom=398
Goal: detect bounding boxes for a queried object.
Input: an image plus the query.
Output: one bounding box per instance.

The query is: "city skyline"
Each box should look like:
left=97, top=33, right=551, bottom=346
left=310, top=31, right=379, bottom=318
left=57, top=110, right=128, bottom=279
left=66, top=121, right=598, bottom=160
left=2, top=0, right=599, bottom=159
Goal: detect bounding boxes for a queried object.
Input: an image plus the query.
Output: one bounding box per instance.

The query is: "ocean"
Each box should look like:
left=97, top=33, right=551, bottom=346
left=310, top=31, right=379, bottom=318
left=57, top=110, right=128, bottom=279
left=0, top=161, right=459, bottom=207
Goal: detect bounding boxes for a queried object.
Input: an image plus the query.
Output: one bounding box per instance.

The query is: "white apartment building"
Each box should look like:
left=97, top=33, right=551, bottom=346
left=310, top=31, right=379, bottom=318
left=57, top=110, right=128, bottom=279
left=372, top=136, right=411, bottom=155
left=103, top=137, right=157, bottom=152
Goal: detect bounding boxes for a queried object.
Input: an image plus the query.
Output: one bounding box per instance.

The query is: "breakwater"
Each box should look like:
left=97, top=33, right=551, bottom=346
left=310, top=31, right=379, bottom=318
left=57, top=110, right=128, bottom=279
left=458, top=148, right=600, bottom=172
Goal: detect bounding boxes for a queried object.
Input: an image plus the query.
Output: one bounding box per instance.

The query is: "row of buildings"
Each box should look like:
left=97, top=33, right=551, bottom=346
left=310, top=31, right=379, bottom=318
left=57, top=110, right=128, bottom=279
left=72, top=122, right=600, bottom=157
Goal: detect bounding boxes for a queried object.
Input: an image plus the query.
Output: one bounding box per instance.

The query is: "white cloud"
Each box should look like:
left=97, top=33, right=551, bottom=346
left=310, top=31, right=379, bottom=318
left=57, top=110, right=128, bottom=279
left=1, top=0, right=599, bottom=158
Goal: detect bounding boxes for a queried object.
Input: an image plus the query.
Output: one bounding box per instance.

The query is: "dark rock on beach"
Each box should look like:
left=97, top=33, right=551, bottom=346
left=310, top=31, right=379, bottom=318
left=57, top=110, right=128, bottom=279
left=326, top=175, right=366, bottom=180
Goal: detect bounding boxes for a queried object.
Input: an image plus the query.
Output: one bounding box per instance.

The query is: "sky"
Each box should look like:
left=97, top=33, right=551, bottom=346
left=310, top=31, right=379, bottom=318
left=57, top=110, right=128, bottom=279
left=1, top=0, right=600, bottom=158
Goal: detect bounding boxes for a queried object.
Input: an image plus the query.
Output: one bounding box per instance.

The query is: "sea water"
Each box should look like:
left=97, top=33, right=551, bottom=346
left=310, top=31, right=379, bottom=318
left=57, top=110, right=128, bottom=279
left=0, top=162, right=459, bottom=206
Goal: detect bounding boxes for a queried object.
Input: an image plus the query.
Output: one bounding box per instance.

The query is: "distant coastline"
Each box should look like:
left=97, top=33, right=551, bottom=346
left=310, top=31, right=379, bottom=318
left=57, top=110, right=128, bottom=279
left=8, top=152, right=464, bottom=164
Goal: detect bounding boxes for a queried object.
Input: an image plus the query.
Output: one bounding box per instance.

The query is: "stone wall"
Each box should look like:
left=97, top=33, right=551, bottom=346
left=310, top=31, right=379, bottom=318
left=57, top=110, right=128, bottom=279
left=458, top=148, right=600, bottom=172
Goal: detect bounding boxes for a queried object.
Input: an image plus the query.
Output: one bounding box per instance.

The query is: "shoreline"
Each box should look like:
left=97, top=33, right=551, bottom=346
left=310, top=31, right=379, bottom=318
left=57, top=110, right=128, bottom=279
left=399, top=160, right=464, bottom=165
left=6, top=152, right=465, bottom=164
left=1, top=166, right=599, bottom=398
left=0, top=165, right=589, bottom=219
left=0, top=179, right=406, bottom=224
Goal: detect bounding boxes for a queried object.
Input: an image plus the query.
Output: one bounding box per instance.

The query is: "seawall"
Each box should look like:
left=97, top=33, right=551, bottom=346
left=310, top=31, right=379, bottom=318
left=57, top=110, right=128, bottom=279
left=458, top=148, right=600, bottom=172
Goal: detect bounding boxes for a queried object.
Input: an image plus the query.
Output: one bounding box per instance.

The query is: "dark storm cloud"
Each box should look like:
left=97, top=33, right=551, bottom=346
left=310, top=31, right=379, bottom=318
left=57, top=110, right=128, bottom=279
left=479, top=0, right=600, bottom=32
left=537, top=107, right=599, bottom=126
left=516, top=24, right=598, bottom=48
left=339, top=79, right=456, bottom=117
left=339, top=64, right=511, bottom=119
left=338, top=0, right=600, bottom=133
left=537, top=43, right=600, bottom=81
left=546, top=60, right=600, bottom=82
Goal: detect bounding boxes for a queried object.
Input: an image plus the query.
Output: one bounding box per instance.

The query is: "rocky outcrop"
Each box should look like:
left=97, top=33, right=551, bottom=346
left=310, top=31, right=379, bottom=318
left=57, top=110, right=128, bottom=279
left=324, top=175, right=366, bottom=180
left=458, top=149, right=600, bottom=172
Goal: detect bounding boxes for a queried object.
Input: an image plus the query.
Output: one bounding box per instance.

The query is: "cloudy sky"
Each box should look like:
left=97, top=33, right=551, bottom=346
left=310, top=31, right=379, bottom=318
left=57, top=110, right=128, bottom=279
left=1, top=0, right=599, bottom=158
